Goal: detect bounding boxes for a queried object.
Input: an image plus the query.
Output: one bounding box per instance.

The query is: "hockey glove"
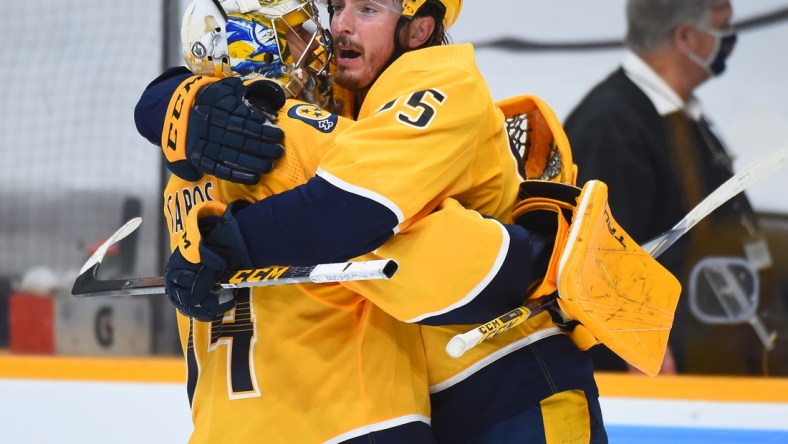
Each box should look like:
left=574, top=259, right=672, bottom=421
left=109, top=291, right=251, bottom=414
left=165, top=200, right=254, bottom=321
left=162, top=76, right=286, bottom=184
left=496, top=94, right=578, bottom=185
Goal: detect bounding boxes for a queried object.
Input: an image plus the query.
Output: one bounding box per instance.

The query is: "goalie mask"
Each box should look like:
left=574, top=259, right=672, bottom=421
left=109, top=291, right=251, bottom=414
left=182, top=0, right=332, bottom=104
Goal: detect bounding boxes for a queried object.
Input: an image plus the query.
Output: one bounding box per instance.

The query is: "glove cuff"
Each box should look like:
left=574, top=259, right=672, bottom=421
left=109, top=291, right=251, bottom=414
left=203, top=200, right=255, bottom=271
left=178, top=201, right=228, bottom=264
left=243, top=79, right=287, bottom=116
left=512, top=181, right=581, bottom=300
left=515, top=201, right=571, bottom=300
left=161, top=75, right=221, bottom=172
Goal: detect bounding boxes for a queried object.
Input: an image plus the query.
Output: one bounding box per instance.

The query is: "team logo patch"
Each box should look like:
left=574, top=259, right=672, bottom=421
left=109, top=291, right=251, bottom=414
left=288, top=104, right=338, bottom=133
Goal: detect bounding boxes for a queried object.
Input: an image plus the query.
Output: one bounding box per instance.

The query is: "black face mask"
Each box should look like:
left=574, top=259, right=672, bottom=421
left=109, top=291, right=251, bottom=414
left=689, top=27, right=738, bottom=76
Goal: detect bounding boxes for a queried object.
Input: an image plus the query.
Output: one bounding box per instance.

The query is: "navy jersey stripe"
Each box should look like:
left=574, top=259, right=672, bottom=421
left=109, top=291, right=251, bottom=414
left=235, top=176, right=399, bottom=266
left=429, top=334, right=598, bottom=443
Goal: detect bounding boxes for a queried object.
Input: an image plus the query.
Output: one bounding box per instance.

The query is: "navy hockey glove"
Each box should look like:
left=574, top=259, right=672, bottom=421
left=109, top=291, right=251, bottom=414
left=165, top=200, right=253, bottom=321
left=186, top=77, right=286, bottom=184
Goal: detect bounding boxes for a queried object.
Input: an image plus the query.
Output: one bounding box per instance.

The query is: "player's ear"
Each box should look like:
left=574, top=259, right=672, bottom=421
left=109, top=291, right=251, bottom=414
left=401, top=16, right=436, bottom=50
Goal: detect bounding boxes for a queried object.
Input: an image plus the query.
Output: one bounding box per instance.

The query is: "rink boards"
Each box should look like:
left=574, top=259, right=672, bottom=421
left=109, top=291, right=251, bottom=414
left=1, top=356, right=787, bottom=443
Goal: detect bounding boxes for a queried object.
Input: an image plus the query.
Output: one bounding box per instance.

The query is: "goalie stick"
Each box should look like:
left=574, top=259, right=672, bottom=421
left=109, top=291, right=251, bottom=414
left=71, top=217, right=399, bottom=298
left=446, top=141, right=788, bottom=358
left=641, top=141, right=788, bottom=256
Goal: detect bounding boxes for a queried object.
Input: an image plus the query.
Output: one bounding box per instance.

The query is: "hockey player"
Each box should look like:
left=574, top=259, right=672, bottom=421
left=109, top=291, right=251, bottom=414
left=153, top=1, right=434, bottom=442
left=138, top=0, right=617, bottom=442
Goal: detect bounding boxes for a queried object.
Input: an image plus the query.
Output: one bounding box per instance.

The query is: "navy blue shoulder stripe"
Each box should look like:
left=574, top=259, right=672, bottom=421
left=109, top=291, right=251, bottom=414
left=235, top=176, right=399, bottom=266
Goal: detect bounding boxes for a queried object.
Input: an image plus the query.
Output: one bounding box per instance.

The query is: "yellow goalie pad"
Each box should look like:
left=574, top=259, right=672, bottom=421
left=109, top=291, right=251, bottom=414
left=556, top=180, right=681, bottom=376
left=496, top=95, right=577, bottom=185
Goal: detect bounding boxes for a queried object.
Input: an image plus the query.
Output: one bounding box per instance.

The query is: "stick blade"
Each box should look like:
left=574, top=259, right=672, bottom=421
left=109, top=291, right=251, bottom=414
left=71, top=268, right=166, bottom=298
left=79, top=217, right=143, bottom=274
left=72, top=218, right=157, bottom=298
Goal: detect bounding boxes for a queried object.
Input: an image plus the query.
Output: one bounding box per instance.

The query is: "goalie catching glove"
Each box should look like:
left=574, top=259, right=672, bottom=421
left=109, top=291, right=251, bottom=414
left=512, top=180, right=681, bottom=375
left=165, top=200, right=254, bottom=321
left=162, top=76, right=286, bottom=185
left=496, top=94, right=578, bottom=185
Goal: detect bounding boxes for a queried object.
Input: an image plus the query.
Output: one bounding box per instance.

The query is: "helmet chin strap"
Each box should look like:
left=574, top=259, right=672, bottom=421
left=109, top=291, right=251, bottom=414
left=282, top=66, right=308, bottom=98
left=326, top=0, right=335, bottom=19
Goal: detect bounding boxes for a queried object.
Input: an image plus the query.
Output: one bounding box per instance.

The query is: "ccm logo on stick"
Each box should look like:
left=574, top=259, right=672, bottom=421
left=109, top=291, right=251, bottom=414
left=228, top=267, right=289, bottom=284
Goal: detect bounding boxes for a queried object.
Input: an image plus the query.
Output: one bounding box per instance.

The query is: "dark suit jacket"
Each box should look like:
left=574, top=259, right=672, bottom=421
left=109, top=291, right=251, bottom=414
left=564, top=68, right=759, bottom=373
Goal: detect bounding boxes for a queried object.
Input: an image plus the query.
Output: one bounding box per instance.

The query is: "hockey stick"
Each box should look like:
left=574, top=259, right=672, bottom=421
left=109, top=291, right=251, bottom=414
left=71, top=217, right=399, bottom=298
left=446, top=141, right=788, bottom=358
left=642, top=141, right=788, bottom=256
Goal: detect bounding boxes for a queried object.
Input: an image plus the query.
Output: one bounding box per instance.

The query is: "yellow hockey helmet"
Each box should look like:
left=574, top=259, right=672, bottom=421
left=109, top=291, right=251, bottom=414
left=401, top=0, right=462, bottom=29
left=181, top=0, right=332, bottom=101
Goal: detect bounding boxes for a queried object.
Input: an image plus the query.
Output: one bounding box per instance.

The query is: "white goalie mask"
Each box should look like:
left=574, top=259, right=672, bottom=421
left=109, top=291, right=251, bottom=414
left=182, top=0, right=333, bottom=102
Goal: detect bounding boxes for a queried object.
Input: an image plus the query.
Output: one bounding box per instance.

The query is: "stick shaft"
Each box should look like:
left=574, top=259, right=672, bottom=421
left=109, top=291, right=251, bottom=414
left=446, top=304, right=540, bottom=358
left=642, top=142, right=788, bottom=256
left=72, top=259, right=398, bottom=298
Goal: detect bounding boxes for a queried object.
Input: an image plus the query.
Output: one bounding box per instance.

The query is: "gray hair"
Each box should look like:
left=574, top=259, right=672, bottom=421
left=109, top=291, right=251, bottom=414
left=625, top=0, right=729, bottom=52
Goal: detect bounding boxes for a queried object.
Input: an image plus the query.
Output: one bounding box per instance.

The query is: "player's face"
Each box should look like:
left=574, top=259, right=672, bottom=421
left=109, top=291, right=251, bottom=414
left=330, top=0, right=401, bottom=93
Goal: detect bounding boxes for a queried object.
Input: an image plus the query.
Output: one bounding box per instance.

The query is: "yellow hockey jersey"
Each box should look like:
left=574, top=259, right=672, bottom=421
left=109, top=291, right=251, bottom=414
left=164, top=99, right=431, bottom=444
left=321, top=44, right=564, bottom=395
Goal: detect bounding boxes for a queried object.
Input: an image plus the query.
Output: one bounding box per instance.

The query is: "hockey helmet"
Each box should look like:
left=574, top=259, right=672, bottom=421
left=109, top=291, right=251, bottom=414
left=401, top=0, right=462, bottom=29
left=318, top=0, right=461, bottom=29
left=181, top=0, right=332, bottom=100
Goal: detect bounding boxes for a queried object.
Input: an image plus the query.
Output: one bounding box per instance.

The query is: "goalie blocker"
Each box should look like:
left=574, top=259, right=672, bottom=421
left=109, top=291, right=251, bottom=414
left=448, top=180, right=681, bottom=376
